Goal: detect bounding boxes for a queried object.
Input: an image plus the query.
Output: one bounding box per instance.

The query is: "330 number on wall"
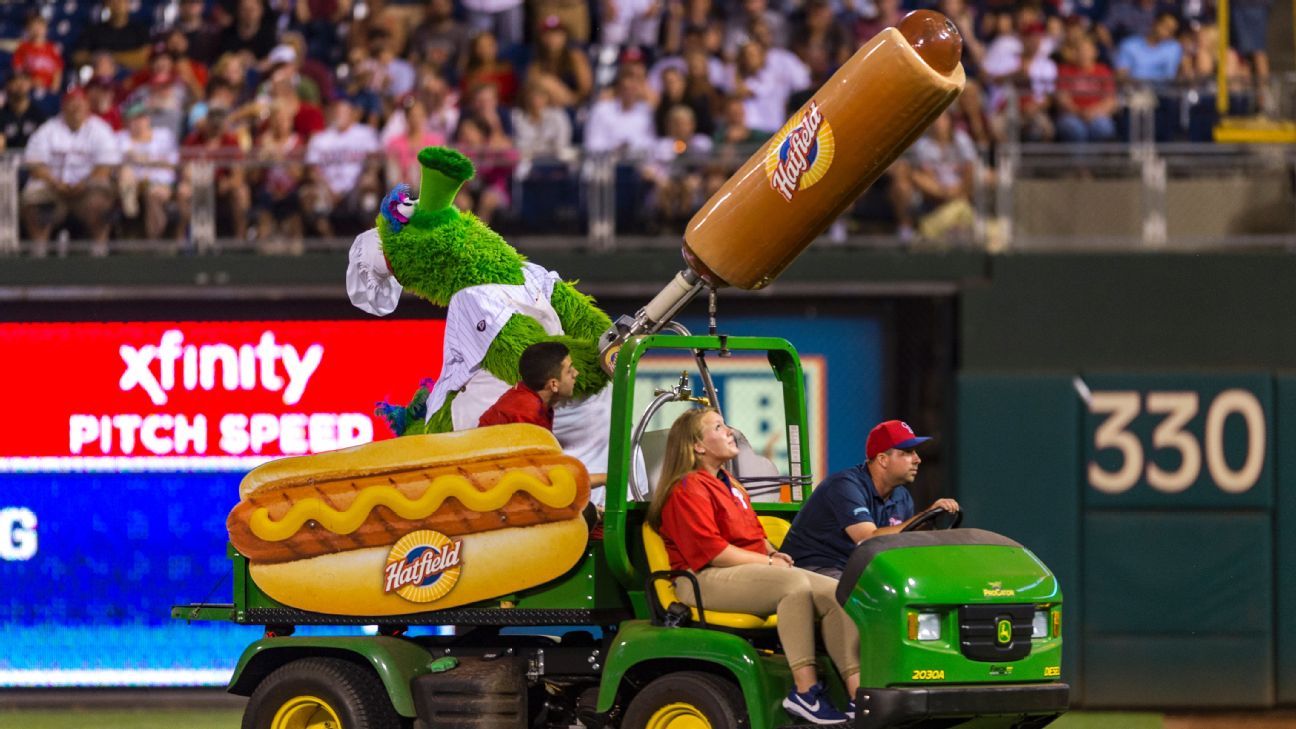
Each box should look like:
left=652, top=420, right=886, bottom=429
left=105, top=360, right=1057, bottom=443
left=1088, top=389, right=1266, bottom=495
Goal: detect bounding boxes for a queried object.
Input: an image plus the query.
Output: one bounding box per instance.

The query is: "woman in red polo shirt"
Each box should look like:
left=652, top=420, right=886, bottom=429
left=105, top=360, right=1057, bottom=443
left=646, top=408, right=860, bottom=724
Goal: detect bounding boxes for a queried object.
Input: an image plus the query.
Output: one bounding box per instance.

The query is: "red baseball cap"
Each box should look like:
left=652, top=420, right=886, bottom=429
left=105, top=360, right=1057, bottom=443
left=866, top=420, right=931, bottom=460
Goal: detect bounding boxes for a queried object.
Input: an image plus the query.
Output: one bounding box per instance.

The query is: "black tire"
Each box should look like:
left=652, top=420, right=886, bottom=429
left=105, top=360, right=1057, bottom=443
left=242, top=656, right=403, bottom=729
left=622, top=671, right=748, bottom=729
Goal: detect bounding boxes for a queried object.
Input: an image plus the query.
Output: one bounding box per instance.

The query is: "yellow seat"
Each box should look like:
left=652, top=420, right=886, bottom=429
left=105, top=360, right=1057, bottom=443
left=642, top=515, right=790, bottom=630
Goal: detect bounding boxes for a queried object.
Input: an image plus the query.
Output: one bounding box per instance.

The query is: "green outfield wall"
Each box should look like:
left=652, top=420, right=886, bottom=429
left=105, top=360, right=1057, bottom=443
left=957, top=252, right=1296, bottom=709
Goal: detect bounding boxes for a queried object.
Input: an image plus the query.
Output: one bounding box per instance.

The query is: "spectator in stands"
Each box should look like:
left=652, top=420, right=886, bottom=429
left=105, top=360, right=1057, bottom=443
left=85, top=78, right=123, bottom=131
left=371, top=29, right=417, bottom=100
left=1230, top=0, right=1273, bottom=112
left=381, top=66, right=460, bottom=144
left=461, top=0, right=525, bottom=49
left=72, top=0, right=153, bottom=71
left=526, top=15, right=594, bottom=110
left=645, top=105, right=713, bottom=228
left=13, top=15, right=64, bottom=94
left=219, top=0, right=279, bottom=61
left=1015, top=22, right=1057, bottom=141
left=409, top=0, right=470, bottom=82
left=182, top=104, right=252, bottom=241
left=291, top=0, right=352, bottom=66
left=386, top=97, right=447, bottom=186
left=453, top=114, right=518, bottom=226
left=1056, top=34, right=1119, bottom=142
left=339, top=48, right=388, bottom=127
left=712, top=92, right=762, bottom=148
left=651, top=25, right=729, bottom=93
left=302, top=96, right=382, bottom=237
left=279, top=31, right=336, bottom=101
left=729, top=40, right=811, bottom=135
left=654, top=66, right=714, bottom=137
left=121, top=45, right=194, bottom=141
left=1115, top=11, right=1183, bottom=86
left=461, top=31, right=519, bottom=106
left=898, top=109, right=979, bottom=244
left=601, top=0, right=664, bottom=50
left=789, top=0, right=852, bottom=78
left=175, top=0, right=223, bottom=65
left=160, top=29, right=211, bottom=100
left=532, top=0, right=591, bottom=43
left=211, top=52, right=256, bottom=107
left=512, top=80, right=576, bottom=177
left=583, top=65, right=656, bottom=156
left=0, top=74, right=49, bottom=150
left=116, top=104, right=182, bottom=242
left=20, top=89, right=122, bottom=257
left=251, top=104, right=306, bottom=252
left=852, top=0, right=902, bottom=46
left=1101, top=0, right=1166, bottom=45
left=723, top=0, right=787, bottom=57
left=659, top=0, right=720, bottom=59
left=257, top=45, right=323, bottom=106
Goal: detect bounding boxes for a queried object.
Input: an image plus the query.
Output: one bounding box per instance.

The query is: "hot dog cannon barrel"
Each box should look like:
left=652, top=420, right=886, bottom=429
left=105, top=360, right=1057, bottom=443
left=598, top=10, right=965, bottom=370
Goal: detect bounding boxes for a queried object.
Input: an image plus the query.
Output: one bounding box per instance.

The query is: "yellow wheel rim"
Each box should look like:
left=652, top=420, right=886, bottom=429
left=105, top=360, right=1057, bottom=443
left=270, top=694, right=342, bottom=729
left=645, top=702, right=712, bottom=729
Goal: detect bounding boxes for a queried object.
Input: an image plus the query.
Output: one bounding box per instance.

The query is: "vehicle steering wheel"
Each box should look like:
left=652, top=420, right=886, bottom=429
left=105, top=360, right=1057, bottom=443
left=901, top=506, right=964, bottom=532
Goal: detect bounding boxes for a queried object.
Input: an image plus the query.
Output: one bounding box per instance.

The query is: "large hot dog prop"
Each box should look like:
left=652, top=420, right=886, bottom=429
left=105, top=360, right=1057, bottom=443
left=599, top=10, right=965, bottom=367
left=228, top=424, right=591, bottom=616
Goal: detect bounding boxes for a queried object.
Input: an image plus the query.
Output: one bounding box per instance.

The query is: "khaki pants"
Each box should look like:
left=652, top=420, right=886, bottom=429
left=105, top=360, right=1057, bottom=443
left=677, top=564, right=860, bottom=677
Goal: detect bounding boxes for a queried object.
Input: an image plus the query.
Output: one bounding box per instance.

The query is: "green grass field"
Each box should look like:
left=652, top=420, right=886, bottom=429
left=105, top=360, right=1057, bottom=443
left=0, top=710, right=1164, bottom=729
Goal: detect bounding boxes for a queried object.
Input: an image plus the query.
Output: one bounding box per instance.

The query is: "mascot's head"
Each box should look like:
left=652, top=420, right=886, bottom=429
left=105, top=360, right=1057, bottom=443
left=378, top=147, right=525, bottom=307
left=380, top=184, right=417, bottom=232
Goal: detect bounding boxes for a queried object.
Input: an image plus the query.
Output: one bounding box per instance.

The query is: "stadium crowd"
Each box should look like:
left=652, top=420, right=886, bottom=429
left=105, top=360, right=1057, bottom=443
left=0, top=0, right=1275, bottom=252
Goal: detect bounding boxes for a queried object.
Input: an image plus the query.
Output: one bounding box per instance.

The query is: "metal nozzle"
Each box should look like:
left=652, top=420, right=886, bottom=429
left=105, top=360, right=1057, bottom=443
left=597, top=270, right=705, bottom=374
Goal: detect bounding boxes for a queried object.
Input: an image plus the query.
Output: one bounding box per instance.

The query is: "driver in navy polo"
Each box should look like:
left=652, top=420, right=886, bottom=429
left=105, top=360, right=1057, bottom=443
left=782, top=420, right=960, bottom=579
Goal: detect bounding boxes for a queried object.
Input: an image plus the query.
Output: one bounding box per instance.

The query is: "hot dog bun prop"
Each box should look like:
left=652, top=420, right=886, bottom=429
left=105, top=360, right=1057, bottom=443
left=598, top=10, right=965, bottom=370
left=228, top=424, right=591, bottom=616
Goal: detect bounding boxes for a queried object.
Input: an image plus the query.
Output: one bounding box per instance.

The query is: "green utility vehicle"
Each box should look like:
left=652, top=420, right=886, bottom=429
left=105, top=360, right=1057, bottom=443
left=174, top=333, right=1068, bottom=729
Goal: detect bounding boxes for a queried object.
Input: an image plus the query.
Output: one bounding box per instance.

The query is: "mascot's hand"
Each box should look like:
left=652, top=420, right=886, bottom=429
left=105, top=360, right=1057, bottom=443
left=557, top=336, right=609, bottom=399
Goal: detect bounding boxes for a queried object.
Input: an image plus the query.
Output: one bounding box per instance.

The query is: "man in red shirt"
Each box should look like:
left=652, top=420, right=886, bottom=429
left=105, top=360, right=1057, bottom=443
left=479, top=341, right=608, bottom=495
left=13, top=16, right=63, bottom=93
left=478, top=341, right=575, bottom=429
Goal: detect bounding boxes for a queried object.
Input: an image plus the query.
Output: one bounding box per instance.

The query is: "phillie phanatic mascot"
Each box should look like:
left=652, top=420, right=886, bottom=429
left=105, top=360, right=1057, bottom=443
left=345, top=147, right=613, bottom=504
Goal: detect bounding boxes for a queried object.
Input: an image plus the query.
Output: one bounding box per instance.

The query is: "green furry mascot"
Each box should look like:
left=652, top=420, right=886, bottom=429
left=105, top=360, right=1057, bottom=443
left=346, top=147, right=613, bottom=494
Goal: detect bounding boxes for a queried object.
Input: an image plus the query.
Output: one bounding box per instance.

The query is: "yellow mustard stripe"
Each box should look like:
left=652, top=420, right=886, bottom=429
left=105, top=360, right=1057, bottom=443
left=249, top=467, right=578, bottom=541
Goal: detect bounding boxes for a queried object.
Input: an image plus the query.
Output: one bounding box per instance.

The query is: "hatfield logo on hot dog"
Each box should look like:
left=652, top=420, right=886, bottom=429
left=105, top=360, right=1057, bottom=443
left=765, top=101, right=835, bottom=202
left=226, top=423, right=591, bottom=616
left=384, top=530, right=463, bottom=602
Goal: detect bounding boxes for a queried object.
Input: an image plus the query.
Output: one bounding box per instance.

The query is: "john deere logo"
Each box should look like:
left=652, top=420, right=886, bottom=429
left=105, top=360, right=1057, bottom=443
left=996, top=619, right=1013, bottom=646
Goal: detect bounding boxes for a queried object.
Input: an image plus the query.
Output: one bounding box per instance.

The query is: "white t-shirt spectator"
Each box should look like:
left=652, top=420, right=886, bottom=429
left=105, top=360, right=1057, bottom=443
left=583, top=99, right=656, bottom=156
left=600, top=0, right=660, bottom=47
left=116, top=127, right=179, bottom=187
left=306, top=122, right=381, bottom=196
left=911, top=127, right=978, bottom=191
left=23, top=114, right=121, bottom=190
left=729, top=50, right=811, bottom=134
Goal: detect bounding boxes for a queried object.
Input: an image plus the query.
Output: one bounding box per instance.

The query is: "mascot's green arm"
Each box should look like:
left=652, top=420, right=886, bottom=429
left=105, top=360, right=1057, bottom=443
left=550, top=280, right=613, bottom=342
left=483, top=313, right=610, bottom=398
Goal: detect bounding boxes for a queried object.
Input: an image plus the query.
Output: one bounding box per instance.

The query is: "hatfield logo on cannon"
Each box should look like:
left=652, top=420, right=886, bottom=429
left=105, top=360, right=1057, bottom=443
left=765, top=101, right=835, bottom=202
left=384, top=530, right=464, bottom=603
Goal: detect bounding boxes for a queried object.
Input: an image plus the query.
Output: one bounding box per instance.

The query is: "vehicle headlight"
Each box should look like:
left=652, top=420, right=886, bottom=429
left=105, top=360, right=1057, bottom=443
left=1032, top=610, right=1049, bottom=639
left=917, top=612, right=941, bottom=641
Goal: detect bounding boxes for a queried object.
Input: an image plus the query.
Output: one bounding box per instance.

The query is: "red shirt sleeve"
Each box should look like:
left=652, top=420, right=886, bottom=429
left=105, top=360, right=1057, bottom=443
left=659, top=473, right=733, bottom=571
